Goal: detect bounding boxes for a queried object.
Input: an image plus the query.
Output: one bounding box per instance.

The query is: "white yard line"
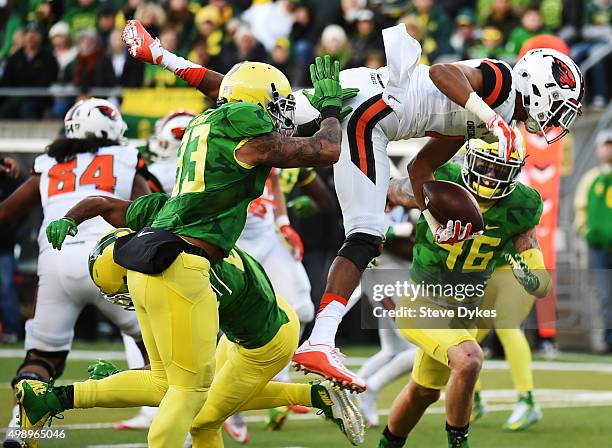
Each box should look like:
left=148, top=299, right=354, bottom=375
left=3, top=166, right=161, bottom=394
left=3, top=389, right=610, bottom=432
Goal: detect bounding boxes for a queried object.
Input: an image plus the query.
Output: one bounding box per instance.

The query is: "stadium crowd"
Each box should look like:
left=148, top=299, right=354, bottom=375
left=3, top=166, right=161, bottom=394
left=0, top=0, right=609, bottom=119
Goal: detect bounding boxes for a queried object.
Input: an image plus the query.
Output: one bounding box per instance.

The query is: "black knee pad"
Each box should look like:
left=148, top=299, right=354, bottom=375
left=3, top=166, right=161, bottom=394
left=337, top=233, right=383, bottom=272
left=12, top=349, right=69, bottom=387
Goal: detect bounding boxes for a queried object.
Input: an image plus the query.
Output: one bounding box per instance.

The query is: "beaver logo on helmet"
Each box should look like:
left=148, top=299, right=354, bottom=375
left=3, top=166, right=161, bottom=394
left=551, top=57, right=576, bottom=90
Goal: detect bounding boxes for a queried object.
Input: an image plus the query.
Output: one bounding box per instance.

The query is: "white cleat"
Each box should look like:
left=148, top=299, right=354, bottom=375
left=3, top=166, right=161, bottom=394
left=358, top=388, right=380, bottom=427
left=114, top=411, right=155, bottom=430
left=316, top=381, right=365, bottom=445
left=3, top=404, right=23, bottom=448
left=223, top=412, right=249, bottom=444
left=292, top=341, right=366, bottom=393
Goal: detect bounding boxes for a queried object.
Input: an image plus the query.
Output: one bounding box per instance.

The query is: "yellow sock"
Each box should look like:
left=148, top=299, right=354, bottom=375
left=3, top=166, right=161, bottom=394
left=149, top=387, right=207, bottom=448
left=239, top=382, right=312, bottom=411
left=74, top=370, right=167, bottom=408
left=496, top=329, right=534, bottom=393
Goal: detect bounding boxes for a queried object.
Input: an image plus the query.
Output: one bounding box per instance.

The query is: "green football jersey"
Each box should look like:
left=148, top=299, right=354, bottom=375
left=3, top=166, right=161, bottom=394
left=126, top=194, right=288, bottom=349
left=151, top=101, right=274, bottom=254
left=411, top=162, right=543, bottom=297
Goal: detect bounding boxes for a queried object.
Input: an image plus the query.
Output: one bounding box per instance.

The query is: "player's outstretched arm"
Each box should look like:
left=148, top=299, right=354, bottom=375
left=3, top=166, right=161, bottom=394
left=508, top=227, right=552, bottom=298
left=0, top=175, right=40, bottom=224
left=122, top=19, right=224, bottom=99
left=46, top=196, right=132, bottom=250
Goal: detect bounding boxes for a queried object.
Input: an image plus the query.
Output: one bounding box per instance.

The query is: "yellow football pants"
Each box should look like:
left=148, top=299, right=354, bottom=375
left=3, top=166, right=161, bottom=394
left=475, top=268, right=536, bottom=393
left=129, top=252, right=218, bottom=448
left=74, top=296, right=308, bottom=448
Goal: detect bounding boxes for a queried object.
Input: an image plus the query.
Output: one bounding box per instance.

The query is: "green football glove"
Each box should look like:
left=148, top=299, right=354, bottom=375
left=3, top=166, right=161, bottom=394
left=288, top=195, right=318, bottom=218
left=46, top=217, right=78, bottom=250
left=87, top=360, right=120, bottom=380
left=307, top=55, right=343, bottom=110
left=303, top=87, right=359, bottom=113
left=506, top=253, right=540, bottom=293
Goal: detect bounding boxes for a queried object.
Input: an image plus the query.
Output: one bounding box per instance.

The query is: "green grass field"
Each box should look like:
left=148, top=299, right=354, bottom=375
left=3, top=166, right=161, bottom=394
left=0, top=342, right=611, bottom=447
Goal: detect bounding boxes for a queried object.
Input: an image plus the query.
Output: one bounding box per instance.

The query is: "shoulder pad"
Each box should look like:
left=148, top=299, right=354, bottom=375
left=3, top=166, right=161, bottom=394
left=216, top=102, right=274, bottom=139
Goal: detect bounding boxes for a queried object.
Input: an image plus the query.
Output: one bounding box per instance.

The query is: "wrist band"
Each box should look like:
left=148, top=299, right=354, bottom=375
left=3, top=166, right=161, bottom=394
left=465, top=91, right=496, bottom=123
left=321, top=105, right=341, bottom=121
left=276, top=215, right=290, bottom=227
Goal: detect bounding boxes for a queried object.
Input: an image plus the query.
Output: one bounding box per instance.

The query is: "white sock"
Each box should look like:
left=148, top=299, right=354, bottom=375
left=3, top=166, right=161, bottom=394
left=367, top=348, right=416, bottom=392
left=159, top=47, right=201, bottom=73
left=309, top=300, right=346, bottom=346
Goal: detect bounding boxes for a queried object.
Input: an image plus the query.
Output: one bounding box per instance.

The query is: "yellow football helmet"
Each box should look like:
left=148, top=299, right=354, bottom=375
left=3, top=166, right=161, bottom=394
left=461, top=138, right=524, bottom=199
left=88, top=228, right=134, bottom=310
left=218, top=61, right=296, bottom=136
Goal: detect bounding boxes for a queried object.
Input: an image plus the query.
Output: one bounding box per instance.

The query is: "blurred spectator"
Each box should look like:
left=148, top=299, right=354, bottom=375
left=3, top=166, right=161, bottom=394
left=242, top=0, right=294, bottom=53
left=482, top=0, right=519, bottom=44
left=95, top=28, right=144, bottom=87
left=539, top=0, right=564, bottom=31
left=67, top=27, right=104, bottom=92
left=194, top=6, right=224, bottom=64
left=574, top=130, right=612, bottom=353
left=399, top=15, right=440, bottom=65
left=144, top=27, right=186, bottom=87
left=471, top=26, right=506, bottom=59
left=450, top=9, right=480, bottom=60
left=288, top=2, right=317, bottom=86
left=117, top=0, right=144, bottom=23
left=363, top=49, right=385, bottom=69
left=49, top=21, right=78, bottom=118
left=268, top=37, right=291, bottom=74
left=231, top=25, right=267, bottom=64
left=505, top=7, right=548, bottom=57
left=304, top=0, right=342, bottom=43
left=405, top=0, right=452, bottom=55
left=341, top=0, right=368, bottom=24
left=208, top=0, right=234, bottom=27
left=348, top=9, right=383, bottom=67
left=0, top=157, right=24, bottom=343
left=570, top=0, right=610, bottom=109
left=134, top=2, right=166, bottom=38
left=62, top=0, right=100, bottom=39
left=165, top=0, right=195, bottom=56
left=188, top=38, right=212, bottom=70
left=0, top=1, right=24, bottom=61
left=0, top=21, right=58, bottom=118
left=438, top=0, right=478, bottom=19
left=317, top=25, right=351, bottom=70
left=97, top=5, right=117, bottom=50
left=369, top=0, right=411, bottom=27
left=50, top=22, right=77, bottom=78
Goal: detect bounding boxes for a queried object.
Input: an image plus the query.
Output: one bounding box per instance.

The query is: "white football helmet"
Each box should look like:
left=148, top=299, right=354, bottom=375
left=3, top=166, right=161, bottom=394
left=65, top=98, right=128, bottom=143
left=148, top=111, right=195, bottom=159
left=513, top=48, right=584, bottom=144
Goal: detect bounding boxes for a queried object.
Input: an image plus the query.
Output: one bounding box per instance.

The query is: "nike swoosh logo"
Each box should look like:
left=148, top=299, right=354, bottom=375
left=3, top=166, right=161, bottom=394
left=137, top=231, right=154, bottom=237
left=485, top=225, right=500, bottom=230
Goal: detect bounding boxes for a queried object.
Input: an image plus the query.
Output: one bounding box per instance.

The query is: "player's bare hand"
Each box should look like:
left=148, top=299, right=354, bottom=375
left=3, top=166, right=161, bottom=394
left=46, top=217, right=78, bottom=250
left=485, top=114, right=523, bottom=162
left=0, top=157, right=20, bottom=178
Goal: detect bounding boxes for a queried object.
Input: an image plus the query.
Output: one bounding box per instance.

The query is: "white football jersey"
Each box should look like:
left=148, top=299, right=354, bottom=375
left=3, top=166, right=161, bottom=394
left=34, top=145, right=139, bottom=252
left=149, top=158, right=177, bottom=194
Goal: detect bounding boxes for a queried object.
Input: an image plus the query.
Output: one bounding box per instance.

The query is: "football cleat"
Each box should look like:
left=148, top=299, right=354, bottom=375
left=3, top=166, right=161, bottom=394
left=114, top=410, right=155, bottom=430
left=223, top=412, right=249, bottom=443
left=470, top=391, right=487, bottom=422
left=15, top=380, right=66, bottom=448
left=267, top=407, right=290, bottom=432
left=358, top=387, right=380, bottom=427
left=288, top=404, right=311, bottom=414
left=503, top=394, right=542, bottom=432
left=292, top=341, right=366, bottom=393
left=121, top=20, right=163, bottom=64
left=313, top=381, right=365, bottom=446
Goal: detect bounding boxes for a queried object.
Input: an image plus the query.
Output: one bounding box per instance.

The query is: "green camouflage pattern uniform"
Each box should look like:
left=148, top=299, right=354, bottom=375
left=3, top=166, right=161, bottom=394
left=151, top=101, right=273, bottom=254
left=411, top=162, right=543, bottom=304
left=125, top=193, right=288, bottom=349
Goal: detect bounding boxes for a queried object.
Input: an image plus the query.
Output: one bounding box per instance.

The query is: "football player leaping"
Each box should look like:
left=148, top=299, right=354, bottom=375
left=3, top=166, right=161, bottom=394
left=115, top=110, right=195, bottom=431
left=0, top=98, right=153, bottom=448
left=122, top=19, right=584, bottom=392
left=379, top=139, right=550, bottom=448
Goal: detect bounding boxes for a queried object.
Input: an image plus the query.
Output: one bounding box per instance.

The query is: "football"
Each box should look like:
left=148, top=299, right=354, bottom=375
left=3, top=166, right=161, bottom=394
left=423, top=180, right=484, bottom=233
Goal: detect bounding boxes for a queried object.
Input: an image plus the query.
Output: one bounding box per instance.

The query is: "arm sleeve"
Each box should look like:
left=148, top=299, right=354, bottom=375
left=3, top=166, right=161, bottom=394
left=476, top=59, right=513, bottom=109
left=125, top=193, right=169, bottom=231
